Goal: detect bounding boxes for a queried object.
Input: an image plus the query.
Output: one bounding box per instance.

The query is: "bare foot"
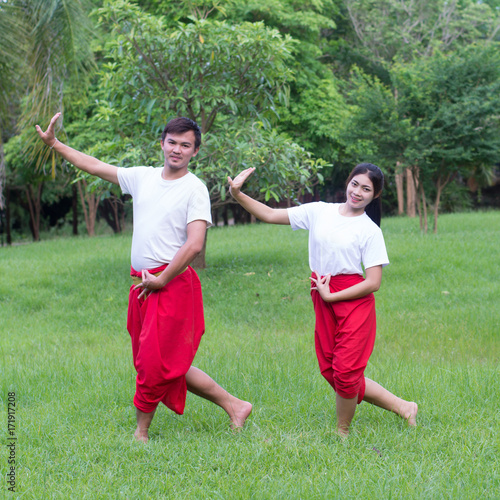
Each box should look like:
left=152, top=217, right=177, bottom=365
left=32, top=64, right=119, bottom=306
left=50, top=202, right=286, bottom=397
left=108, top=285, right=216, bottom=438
left=134, top=428, right=149, bottom=443
left=229, top=400, right=253, bottom=430
left=400, top=401, right=418, bottom=426
left=334, top=428, right=349, bottom=439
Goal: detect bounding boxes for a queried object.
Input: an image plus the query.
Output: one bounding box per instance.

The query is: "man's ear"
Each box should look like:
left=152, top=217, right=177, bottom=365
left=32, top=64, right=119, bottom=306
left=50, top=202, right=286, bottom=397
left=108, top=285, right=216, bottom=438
left=192, top=147, right=200, bottom=157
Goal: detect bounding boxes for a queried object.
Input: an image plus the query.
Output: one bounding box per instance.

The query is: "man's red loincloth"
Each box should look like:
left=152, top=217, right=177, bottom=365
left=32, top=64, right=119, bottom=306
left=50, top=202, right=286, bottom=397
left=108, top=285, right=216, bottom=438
left=311, top=273, right=377, bottom=404
left=127, top=265, right=205, bottom=414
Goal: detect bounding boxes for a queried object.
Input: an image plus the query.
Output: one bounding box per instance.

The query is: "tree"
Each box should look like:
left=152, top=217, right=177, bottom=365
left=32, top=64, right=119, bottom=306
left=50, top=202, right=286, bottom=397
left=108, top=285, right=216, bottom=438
left=87, top=0, right=326, bottom=264
left=344, top=0, right=499, bottom=66
left=343, top=44, right=500, bottom=232
left=396, top=44, right=500, bottom=232
left=0, top=0, right=95, bottom=241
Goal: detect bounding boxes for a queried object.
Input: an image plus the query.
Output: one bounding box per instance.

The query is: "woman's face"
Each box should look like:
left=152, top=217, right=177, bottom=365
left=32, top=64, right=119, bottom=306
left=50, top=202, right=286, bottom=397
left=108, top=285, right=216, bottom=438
left=345, top=173, right=376, bottom=211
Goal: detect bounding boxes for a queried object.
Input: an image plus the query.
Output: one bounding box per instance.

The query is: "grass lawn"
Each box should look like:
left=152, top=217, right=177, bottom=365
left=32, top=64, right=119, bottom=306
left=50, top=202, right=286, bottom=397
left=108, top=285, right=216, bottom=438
left=1, top=211, right=499, bottom=499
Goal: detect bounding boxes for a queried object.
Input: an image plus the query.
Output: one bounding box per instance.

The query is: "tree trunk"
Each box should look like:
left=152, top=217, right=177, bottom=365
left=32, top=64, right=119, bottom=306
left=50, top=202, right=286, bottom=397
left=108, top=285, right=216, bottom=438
left=72, top=183, right=79, bottom=235
left=6, top=186, right=11, bottom=245
left=25, top=183, right=43, bottom=241
left=99, top=196, right=122, bottom=233
left=395, top=167, right=404, bottom=215
left=406, top=167, right=416, bottom=217
left=0, top=135, right=5, bottom=211
left=77, top=179, right=101, bottom=237
left=421, top=184, right=428, bottom=234
left=433, top=174, right=451, bottom=234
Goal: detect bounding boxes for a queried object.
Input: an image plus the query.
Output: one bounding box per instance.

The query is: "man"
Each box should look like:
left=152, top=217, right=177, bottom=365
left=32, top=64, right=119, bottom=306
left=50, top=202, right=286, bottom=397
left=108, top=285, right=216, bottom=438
left=36, top=113, right=252, bottom=442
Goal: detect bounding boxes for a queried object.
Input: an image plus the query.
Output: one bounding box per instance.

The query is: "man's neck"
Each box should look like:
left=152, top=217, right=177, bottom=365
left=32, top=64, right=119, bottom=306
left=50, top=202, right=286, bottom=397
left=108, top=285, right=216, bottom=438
left=161, top=166, right=189, bottom=181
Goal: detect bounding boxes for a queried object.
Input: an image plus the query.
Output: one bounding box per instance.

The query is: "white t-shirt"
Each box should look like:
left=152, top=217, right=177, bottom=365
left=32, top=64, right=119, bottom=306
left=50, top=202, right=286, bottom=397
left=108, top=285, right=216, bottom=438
left=117, top=167, right=212, bottom=271
left=288, top=202, right=389, bottom=277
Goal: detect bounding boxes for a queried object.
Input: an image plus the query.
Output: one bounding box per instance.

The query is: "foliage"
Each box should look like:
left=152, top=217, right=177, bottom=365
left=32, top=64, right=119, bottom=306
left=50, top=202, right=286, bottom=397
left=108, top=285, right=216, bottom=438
left=342, top=43, right=500, bottom=232
left=90, top=0, right=324, bottom=210
left=343, top=0, right=499, bottom=66
left=96, top=0, right=294, bottom=133
left=197, top=121, right=327, bottom=209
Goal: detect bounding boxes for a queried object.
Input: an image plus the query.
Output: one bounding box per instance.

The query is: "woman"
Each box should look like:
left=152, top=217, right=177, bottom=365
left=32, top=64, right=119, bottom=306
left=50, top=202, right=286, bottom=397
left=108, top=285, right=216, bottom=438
left=228, top=163, right=417, bottom=436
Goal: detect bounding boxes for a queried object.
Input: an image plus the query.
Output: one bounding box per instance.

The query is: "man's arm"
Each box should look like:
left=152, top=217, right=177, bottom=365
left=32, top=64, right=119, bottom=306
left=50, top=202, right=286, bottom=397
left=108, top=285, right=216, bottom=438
left=135, top=219, right=207, bottom=298
left=35, top=112, right=119, bottom=185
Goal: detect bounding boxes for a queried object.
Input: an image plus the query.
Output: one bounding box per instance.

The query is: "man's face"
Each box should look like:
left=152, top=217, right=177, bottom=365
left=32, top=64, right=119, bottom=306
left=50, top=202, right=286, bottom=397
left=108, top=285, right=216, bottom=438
left=161, top=130, right=199, bottom=172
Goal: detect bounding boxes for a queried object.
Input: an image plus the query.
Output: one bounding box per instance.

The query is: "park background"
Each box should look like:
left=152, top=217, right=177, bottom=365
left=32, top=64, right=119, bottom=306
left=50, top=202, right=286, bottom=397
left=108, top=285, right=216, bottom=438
left=1, top=0, right=500, bottom=242
left=1, top=0, right=499, bottom=498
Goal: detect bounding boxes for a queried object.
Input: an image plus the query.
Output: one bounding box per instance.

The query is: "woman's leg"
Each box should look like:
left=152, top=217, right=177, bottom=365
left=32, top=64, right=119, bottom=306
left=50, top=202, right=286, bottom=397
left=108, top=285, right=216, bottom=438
left=336, top=393, right=358, bottom=437
left=363, top=377, right=417, bottom=425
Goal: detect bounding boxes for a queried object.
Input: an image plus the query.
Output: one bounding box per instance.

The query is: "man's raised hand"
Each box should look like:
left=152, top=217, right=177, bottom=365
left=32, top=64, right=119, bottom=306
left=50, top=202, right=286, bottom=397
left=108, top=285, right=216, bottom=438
left=228, top=167, right=256, bottom=198
left=35, top=112, right=61, bottom=148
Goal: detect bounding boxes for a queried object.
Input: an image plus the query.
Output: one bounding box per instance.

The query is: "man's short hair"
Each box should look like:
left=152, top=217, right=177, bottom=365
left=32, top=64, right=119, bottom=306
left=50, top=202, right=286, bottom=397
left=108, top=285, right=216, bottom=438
left=161, top=117, right=202, bottom=150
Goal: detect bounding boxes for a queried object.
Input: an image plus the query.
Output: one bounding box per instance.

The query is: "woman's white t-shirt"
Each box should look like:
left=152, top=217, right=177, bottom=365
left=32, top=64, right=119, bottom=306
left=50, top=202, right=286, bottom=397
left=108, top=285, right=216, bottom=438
left=287, top=202, right=389, bottom=277
left=117, top=167, right=212, bottom=271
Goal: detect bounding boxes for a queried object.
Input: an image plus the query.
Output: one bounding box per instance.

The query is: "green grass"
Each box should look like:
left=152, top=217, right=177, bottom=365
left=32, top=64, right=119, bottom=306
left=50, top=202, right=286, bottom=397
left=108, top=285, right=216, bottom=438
left=1, top=212, right=499, bottom=499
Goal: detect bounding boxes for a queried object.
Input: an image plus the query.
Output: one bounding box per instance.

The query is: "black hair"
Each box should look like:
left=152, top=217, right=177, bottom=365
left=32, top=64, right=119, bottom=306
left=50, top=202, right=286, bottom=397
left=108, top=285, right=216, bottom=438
left=345, top=163, right=384, bottom=227
left=161, top=117, right=202, bottom=150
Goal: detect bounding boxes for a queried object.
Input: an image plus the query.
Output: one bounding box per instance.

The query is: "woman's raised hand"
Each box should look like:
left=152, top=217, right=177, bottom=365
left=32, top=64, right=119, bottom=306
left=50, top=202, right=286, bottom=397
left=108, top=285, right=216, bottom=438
left=228, top=167, right=256, bottom=198
left=35, top=112, right=61, bottom=148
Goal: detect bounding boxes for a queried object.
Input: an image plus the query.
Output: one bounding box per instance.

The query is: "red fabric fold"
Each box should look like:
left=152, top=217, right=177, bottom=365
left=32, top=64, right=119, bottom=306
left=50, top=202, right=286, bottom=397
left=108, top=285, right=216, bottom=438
left=311, top=273, right=376, bottom=404
left=127, top=265, right=205, bottom=414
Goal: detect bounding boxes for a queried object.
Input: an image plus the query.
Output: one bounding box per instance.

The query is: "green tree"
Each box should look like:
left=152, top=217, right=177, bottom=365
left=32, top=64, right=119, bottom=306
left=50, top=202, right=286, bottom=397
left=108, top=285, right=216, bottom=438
left=0, top=0, right=95, bottom=241
left=396, top=44, right=500, bottom=232
left=344, top=44, right=500, bottom=232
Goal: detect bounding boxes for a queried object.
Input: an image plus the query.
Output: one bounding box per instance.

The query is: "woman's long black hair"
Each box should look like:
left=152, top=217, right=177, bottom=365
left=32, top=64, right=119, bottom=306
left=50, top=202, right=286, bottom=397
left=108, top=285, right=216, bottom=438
left=345, top=163, right=384, bottom=227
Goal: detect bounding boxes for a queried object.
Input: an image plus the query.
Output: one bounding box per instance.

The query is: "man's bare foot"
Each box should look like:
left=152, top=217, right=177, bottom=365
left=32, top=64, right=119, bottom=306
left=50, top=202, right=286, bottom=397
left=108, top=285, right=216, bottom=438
left=399, top=401, right=418, bottom=426
left=134, top=428, right=149, bottom=443
left=229, top=400, right=253, bottom=430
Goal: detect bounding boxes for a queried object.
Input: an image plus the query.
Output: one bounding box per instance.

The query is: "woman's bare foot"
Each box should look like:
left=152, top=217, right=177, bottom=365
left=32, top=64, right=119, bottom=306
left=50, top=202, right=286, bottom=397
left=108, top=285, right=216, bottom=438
left=335, top=427, right=349, bottom=439
left=229, top=400, right=253, bottom=430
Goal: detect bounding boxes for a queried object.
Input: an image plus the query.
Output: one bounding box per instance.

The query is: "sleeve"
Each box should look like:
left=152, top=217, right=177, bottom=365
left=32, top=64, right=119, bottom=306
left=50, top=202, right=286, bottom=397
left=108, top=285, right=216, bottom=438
left=361, top=227, right=390, bottom=269
left=288, top=202, right=319, bottom=231
left=187, top=181, right=213, bottom=227
left=117, top=167, right=139, bottom=196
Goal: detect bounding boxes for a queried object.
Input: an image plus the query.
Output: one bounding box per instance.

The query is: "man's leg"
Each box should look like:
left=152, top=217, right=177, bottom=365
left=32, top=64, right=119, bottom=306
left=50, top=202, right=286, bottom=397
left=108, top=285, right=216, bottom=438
left=186, top=366, right=252, bottom=428
left=363, top=377, right=418, bottom=426
left=134, top=408, right=156, bottom=443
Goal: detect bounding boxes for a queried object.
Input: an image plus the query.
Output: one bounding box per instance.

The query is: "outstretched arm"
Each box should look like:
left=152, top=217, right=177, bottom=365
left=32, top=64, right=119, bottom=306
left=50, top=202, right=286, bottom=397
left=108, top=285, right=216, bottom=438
left=35, top=112, right=119, bottom=185
left=228, top=167, right=290, bottom=225
left=311, top=265, right=383, bottom=303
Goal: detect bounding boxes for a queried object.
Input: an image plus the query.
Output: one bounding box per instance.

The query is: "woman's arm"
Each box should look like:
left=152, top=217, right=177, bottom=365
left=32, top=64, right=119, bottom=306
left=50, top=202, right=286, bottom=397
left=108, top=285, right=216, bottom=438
left=311, top=265, right=383, bottom=303
left=228, top=167, right=290, bottom=225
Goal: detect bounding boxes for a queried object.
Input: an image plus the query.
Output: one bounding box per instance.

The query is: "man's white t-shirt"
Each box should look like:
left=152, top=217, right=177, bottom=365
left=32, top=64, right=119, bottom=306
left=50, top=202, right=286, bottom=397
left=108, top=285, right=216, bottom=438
left=117, top=167, right=212, bottom=271
left=287, top=202, right=389, bottom=277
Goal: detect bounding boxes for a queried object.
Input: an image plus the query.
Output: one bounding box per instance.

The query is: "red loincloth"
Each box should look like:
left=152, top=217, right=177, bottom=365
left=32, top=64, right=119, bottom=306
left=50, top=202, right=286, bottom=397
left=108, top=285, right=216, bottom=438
left=311, top=273, right=377, bottom=404
left=127, top=265, right=205, bottom=414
